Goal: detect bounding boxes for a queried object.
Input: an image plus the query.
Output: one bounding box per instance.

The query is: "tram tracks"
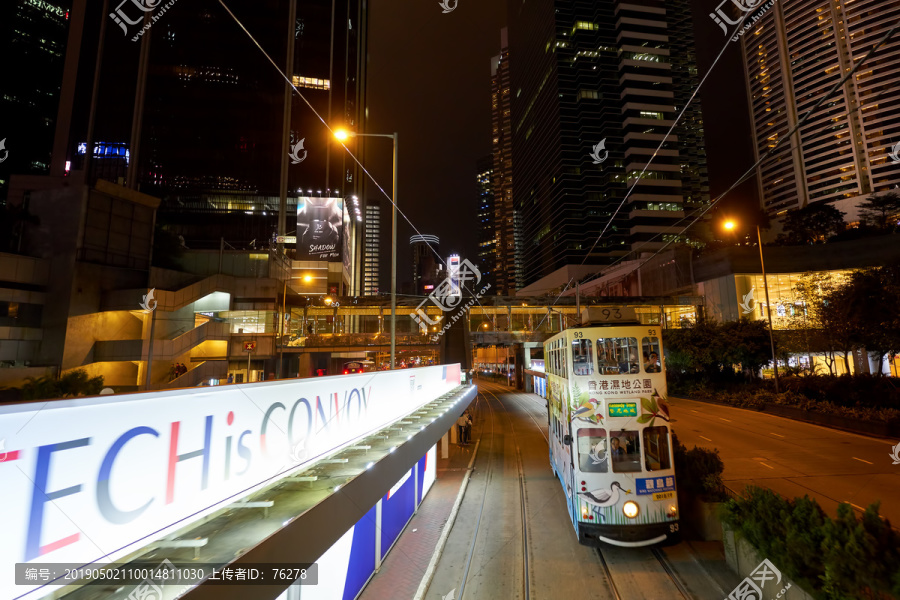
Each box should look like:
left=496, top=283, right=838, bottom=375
left=481, top=380, right=698, bottom=600
left=453, top=384, right=532, bottom=600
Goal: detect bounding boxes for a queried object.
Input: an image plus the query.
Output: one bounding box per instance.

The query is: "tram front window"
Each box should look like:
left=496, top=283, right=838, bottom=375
left=597, top=337, right=639, bottom=375
left=610, top=430, right=642, bottom=473
left=577, top=428, right=608, bottom=473
left=572, top=339, right=593, bottom=376
left=642, top=426, right=671, bottom=471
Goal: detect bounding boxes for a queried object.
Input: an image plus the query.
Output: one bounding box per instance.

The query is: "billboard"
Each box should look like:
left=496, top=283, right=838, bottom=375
left=297, top=197, right=343, bottom=261
left=0, top=365, right=460, bottom=600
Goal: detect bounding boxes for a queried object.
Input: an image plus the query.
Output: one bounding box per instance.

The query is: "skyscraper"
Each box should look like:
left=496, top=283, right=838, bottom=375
left=508, top=0, right=709, bottom=287
left=475, top=155, right=496, bottom=291
left=490, top=28, right=521, bottom=294
left=363, top=200, right=381, bottom=295
left=0, top=0, right=71, bottom=199
left=410, top=234, right=440, bottom=295
left=738, top=0, right=900, bottom=215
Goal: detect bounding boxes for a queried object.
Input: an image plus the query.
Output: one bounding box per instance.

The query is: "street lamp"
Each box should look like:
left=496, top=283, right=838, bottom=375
left=724, top=218, right=780, bottom=392
left=334, top=128, right=399, bottom=369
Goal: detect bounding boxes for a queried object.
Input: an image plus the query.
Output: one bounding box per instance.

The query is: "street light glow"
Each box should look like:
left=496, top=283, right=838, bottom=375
left=723, top=220, right=737, bottom=231
left=334, top=129, right=352, bottom=141
left=324, top=297, right=333, bottom=305
left=303, top=275, right=313, bottom=283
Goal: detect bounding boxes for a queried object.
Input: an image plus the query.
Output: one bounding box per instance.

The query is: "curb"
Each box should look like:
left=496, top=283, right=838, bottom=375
left=412, top=439, right=482, bottom=600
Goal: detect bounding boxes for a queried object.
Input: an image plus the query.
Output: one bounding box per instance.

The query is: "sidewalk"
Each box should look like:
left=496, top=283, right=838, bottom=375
left=358, top=437, right=477, bottom=600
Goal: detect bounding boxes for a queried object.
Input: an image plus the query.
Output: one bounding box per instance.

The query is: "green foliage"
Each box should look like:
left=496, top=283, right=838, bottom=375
left=20, top=370, right=105, bottom=400
left=672, top=434, right=729, bottom=502
left=777, top=203, right=846, bottom=245
left=722, top=487, right=900, bottom=599
left=683, top=382, right=900, bottom=423
left=856, top=191, right=900, bottom=230
left=663, top=317, right=771, bottom=381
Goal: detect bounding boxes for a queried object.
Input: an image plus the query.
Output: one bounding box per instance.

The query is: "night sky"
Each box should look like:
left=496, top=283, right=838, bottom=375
left=364, top=0, right=758, bottom=289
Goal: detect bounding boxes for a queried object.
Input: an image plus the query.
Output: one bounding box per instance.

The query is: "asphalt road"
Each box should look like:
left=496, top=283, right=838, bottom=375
left=669, top=396, right=900, bottom=526
left=425, top=381, right=737, bottom=600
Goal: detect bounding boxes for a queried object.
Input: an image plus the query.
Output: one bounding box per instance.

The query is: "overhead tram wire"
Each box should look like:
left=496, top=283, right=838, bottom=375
left=532, top=7, right=762, bottom=331
left=216, top=1, right=490, bottom=310
left=566, top=16, right=900, bottom=294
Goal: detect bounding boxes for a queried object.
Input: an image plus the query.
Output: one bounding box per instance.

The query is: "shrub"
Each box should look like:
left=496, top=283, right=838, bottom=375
left=20, top=369, right=105, bottom=400
left=721, top=487, right=900, bottom=600
left=673, top=434, right=730, bottom=502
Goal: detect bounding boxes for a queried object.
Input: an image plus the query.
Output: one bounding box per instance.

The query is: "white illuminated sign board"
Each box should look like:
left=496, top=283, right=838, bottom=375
left=0, top=365, right=461, bottom=599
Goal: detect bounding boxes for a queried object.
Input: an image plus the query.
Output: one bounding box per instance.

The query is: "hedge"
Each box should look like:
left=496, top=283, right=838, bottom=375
left=721, top=487, right=900, bottom=600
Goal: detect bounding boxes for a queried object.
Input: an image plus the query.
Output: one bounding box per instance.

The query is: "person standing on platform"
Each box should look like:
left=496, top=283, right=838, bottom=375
left=464, top=412, right=473, bottom=444
left=456, top=413, right=467, bottom=445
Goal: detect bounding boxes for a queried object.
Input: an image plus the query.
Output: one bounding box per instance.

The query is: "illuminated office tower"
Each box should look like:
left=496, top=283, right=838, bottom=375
left=740, top=0, right=900, bottom=215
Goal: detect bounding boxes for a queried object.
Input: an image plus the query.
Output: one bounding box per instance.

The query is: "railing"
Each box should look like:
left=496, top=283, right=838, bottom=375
left=285, top=332, right=439, bottom=348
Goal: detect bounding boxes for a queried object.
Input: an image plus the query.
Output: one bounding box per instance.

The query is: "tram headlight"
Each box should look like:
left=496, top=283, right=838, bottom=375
left=623, top=501, right=640, bottom=519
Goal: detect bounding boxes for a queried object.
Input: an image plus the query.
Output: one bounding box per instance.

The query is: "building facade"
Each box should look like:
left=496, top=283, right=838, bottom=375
left=363, top=200, right=381, bottom=295
left=507, top=0, right=710, bottom=287
left=476, top=155, right=496, bottom=291
left=0, top=0, right=71, bottom=201
left=740, top=0, right=900, bottom=215
left=410, top=234, right=441, bottom=296
left=491, top=28, right=521, bottom=294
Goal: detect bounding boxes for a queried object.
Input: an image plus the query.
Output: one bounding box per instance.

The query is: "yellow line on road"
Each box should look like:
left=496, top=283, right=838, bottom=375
left=770, top=432, right=784, bottom=438
left=852, top=457, right=873, bottom=465
left=759, top=462, right=774, bottom=469
left=848, top=502, right=866, bottom=512
left=690, top=410, right=699, bottom=413
left=699, top=435, right=712, bottom=442
left=719, top=418, right=732, bottom=422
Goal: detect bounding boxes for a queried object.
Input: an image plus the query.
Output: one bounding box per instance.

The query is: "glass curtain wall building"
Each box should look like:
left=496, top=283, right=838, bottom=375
left=507, top=0, right=710, bottom=287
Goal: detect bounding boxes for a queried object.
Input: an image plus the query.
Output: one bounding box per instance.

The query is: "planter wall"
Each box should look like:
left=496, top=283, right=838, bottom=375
left=722, top=524, right=816, bottom=600
left=687, top=498, right=723, bottom=541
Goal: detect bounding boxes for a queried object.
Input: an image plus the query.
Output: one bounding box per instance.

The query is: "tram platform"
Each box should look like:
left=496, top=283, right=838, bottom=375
left=358, top=437, right=476, bottom=600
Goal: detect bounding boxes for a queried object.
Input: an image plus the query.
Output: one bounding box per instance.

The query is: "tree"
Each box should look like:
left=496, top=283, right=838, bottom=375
left=20, top=369, right=105, bottom=400
left=843, top=267, right=900, bottom=375
left=793, top=272, right=857, bottom=374
left=777, top=203, right=846, bottom=245
left=663, top=317, right=770, bottom=380
left=856, top=191, right=900, bottom=230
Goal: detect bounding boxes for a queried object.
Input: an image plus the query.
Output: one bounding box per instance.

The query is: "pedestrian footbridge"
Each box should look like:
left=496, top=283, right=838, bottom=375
left=0, top=365, right=476, bottom=600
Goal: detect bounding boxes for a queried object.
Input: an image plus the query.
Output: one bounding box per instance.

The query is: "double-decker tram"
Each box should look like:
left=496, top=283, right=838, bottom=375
left=545, top=307, right=679, bottom=547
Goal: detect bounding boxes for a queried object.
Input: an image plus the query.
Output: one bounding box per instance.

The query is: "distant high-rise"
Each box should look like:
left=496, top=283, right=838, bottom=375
left=738, top=0, right=900, bottom=215
left=363, top=200, right=380, bottom=295
left=491, top=28, right=521, bottom=294
left=508, top=0, right=709, bottom=287
left=410, top=234, right=441, bottom=295
left=475, top=155, right=496, bottom=291
left=0, top=0, right=71, bottom=199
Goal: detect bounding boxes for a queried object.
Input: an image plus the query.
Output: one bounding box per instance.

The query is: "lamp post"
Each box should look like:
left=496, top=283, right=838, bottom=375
left=724, top=219, right=780, bottom=392
left=335, top=129, right=399, bottom=369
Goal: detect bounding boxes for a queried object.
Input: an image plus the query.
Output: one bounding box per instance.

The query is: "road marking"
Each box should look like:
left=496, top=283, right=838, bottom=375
left=852, top=457, right=873, bottom=465
left=758, top=461, right=774, bottom=469
left=770, top=432, right=784, bottom=438
left=699, top=435, right=712, bottom=442
left=691, top=410, right=699, bottom=413
left=719, top=418, right=732, bottom=422
left=847, top=502, right=866, bottom=512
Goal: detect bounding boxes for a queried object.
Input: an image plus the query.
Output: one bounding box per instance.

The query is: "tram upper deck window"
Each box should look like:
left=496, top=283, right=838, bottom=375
left=597, top=337, right=639, bottom=375
left=577, top=428, right=608, bottom=473
left=642, top=337, right=661, bottom=373
left=642, top=426, right=671, bottom=471
left=572, top=339, right=593, bottom=376
left=610, top=430, right=642, bottom=473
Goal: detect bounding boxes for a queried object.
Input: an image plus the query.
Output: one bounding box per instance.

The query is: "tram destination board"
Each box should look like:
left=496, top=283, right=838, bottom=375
left=581, top=306, right=637, bottom=324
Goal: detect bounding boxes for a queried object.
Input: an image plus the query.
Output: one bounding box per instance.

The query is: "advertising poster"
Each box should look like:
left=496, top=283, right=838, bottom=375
left=297, top=197, right=343, bottom=261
